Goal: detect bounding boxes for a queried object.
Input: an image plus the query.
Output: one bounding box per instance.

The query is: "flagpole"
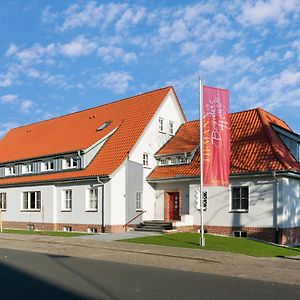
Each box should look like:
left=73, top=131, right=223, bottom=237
left=199, top=77, right=205, bottom=247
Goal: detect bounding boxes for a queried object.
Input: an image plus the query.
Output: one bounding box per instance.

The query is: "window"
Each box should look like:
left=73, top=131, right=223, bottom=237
left=231, top=186, right=249, bottom=212
left=22, top=191, right=41, bottom=211
left=278, top=133, right=300, bottom=162
left=143, top=153, right=149, bottom=167
left=64, top=157, right=77, bottom=169
left=87, top=188, right=98, bottom=211
left=24, top=163, right=33, bottom=174
left=43, top=160, right=54, bottom=171
left=97, top=121, right=111, bottom=131
left=159, top=158, right=167, bottom=165
left=159, top=118, right=164, bottom=132
left=177, top=156, right=187, bottom=164
left=136, top=192, right=142, bottom=211
left=169, top=121, right=174, bottom=135
left=62, top=190, right=72, bottom=211
left=0, top=193, right=6, bottom=210
left=6, top=166, right=15, bottom=176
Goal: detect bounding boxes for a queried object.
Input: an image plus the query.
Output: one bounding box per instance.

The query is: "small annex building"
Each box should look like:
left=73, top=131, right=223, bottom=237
left=0, top=86, right=186, bottom=233
left=148, top=108, right=300, bottom=244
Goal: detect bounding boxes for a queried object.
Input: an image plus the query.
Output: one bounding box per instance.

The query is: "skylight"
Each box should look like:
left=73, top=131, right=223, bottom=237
left=97, top=121, right=111, bottom=131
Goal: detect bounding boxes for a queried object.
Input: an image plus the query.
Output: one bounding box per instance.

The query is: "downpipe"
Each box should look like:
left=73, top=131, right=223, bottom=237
left=97, top=177, right=105, bottom=233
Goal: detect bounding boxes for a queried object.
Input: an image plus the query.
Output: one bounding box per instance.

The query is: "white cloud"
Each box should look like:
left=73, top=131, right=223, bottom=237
left=60, top=1, right=128, bottom=31
left=97, top=46, right=137, bottom=64
left=96, top=71, right=133, bottom=94
left=5, top=44, right=18, bottom=57
left=60, top=36, right=97, bottom=57
left=0, top=94, right=18, bottom=104
left=200, top=54, right=225, bottom=71
left=256, top=50, right=279, bottom=63
left=0, top=121, right=20, bottom=137
left=115, top=7, right=146, bottom=32
left=15, top=43, right=56, bottom=65
left=238, top=0, right=300, bottom=26
left=20, top=100, right=34, bottom=114
left=0, top=76, right=13, bottom=87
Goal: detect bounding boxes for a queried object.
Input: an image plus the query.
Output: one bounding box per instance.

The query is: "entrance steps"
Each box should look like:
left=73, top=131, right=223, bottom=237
left=134, top=220, right=173, bottom=233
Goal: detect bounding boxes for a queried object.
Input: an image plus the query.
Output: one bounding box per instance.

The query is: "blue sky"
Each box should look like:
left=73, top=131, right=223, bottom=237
left=1, top=0, right=300, bottom=136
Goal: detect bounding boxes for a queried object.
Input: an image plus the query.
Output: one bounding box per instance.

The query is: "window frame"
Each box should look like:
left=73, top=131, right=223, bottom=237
left=143, top=153, right=149, bottom=167
left=158, top=117, right=165, bottom=133
left=64, top=157, right=78, bottom=169
left=86, top=188, right=98, bottom=211
left=169, top=121, right=174, bottom=135
left=23, top=163, right=33, bottom=174
left=135, top=191, right=143, bottom=211
left=43, top=160, right=54, bottom=172
left=62, top=189, right=72, bottom=211
left=230, top=186, right=250, bottom=213
left=22, top=191, right=41, bottom=211
left=0, top=192, right=7, bottom=211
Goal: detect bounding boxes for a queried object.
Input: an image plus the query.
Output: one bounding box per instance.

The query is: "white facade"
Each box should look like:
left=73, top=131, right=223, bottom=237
left=0, top=89, right=186, bottom=231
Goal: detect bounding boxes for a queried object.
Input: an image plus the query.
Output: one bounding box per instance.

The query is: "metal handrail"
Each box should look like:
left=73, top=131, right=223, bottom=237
left=123, top=210, right=146, bottom=231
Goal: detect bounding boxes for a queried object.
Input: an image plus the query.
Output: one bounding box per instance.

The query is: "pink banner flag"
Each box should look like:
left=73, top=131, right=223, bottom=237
left=202, top=86, right=230, bottom=186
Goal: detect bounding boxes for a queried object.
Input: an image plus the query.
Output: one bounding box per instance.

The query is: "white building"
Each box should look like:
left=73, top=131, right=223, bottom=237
left=0, top=87, right=185, bottom=233
left=148, top=108, right=300, bottom=245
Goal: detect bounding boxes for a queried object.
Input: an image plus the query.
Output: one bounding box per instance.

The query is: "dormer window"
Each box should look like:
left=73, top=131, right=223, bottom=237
left=7, top=166, right=16, bottom=176
left=44, top=160, right=54, bottom=171
left=24, top=163, right=33, bottom=174
left=64, top=157, right=78, bottom=169
left=273, top=125, right=300, bottom=163
left=97, top=121, right=111, bottom=131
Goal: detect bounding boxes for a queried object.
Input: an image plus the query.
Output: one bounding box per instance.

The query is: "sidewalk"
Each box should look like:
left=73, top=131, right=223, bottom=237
left=0, top=233, right=299, bottom=286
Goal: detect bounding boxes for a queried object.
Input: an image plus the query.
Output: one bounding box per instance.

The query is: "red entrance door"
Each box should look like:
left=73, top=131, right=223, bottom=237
left=169, top=192, right=180, bottom=220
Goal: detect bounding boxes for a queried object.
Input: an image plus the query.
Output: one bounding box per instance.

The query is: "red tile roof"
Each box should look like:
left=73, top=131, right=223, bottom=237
left=148, top=108, right=300, bottom=180
left=0, top=86, right=181, bottom=185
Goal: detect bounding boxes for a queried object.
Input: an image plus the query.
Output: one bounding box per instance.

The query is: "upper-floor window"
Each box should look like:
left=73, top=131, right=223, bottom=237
left=231, top=186, right=249, bottom=212
left=159, top=118, right=164, bottom=133
left=143, top=153, right=149, bottom=167
left=159, top=158, right=168, bottom=165
left=0, top=193, right=7, bottom=211
left=6, top=166, right=16, bottom=176
left=273, top=125, right=300, bottom=163
left=64, top=157, right=78, bottom=169
left=43, top=160, right=54, bottom=171
left=169, top=121, right=174, bottom=135
left=22, top=191, right=41, bottom=211
left=24, top=163, right=33, bottom=174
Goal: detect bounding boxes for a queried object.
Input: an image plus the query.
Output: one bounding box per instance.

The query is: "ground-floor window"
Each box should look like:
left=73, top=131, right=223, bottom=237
left=135, top=192, right=142, bottom=211
left=22, top=191, right=41, bottom=211
left=62, top=189, right=72, bottom=211
left=87, top=188, right=98, bottom=211
left=0, top=193, right=7, bottom=210
left=231, top=186, right=249, bottom=212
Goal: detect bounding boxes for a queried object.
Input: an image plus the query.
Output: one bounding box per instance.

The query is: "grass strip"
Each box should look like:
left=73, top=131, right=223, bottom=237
left=120, top=232, right=300, bottom=257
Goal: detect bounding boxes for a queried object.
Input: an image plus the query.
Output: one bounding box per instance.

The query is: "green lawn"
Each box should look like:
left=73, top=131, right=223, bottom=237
left=1, top=229, right=92, bottom=237
left=120, top=233, right=300, bottom=257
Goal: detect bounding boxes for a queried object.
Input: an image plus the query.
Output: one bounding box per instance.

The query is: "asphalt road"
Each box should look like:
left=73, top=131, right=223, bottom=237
left=0, top=247, right=299, bottom=300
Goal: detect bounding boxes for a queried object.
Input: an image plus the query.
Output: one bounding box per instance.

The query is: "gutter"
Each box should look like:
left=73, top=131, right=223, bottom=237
left=96, top=176, right=106, bottom=233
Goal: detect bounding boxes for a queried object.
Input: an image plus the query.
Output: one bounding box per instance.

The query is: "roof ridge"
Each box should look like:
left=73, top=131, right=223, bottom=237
left=256, top=108, right=292, bottom=171
left=11, top=86, right=173, bottom=130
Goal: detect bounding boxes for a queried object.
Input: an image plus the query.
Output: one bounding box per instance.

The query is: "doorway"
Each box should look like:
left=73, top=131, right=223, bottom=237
left=169, top=192, right=180, bottom=220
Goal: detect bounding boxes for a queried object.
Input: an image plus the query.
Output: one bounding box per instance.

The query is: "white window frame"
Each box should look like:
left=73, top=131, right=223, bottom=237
left=64, top=157, right=77, bottom=169
left=230, top=185, right=250, bottom=213
left=86, top=188, right=98, bottom=211
left=0, top=193, right=7, bottom=211
left=169, top=121, right=174, bottom=135
left=6, top=166, right=16, bottom=176
left=43, top=160, right=54, bottom=172
left=143, top=153, right=149, bottom=167
left=23, top=163, right=33, bottom=174
left=62, top=189, right=72, bottom=211
left=159, top=117, right=165, bottom=133
left=135, top=191, right=143, bottom=211
left=22, top=191, right=41, bottom=211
